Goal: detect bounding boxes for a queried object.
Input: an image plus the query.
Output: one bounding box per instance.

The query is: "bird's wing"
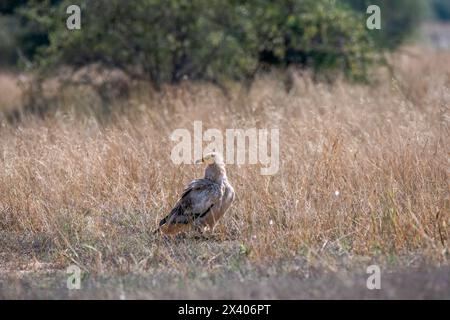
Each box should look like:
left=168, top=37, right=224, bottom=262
left=159, top=179, right=222, bottom=227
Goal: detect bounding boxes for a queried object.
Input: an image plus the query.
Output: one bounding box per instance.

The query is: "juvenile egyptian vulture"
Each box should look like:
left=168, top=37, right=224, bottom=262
left=156, top=152, right=235, bottom=235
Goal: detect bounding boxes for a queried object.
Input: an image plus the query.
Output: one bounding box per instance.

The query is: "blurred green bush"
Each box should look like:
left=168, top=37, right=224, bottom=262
left=0, top=0, right=432, bottom=83
left=343, top=0, right=429, bottom=50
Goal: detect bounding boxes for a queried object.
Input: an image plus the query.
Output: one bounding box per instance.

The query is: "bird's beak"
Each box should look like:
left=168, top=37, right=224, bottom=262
left=195, top=157, right=204, bottom=164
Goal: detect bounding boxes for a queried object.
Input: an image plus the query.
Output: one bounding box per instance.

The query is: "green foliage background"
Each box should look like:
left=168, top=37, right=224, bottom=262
left=0, top=0, right=438, bottom=83
left=344, top=0, right=429, bottom=49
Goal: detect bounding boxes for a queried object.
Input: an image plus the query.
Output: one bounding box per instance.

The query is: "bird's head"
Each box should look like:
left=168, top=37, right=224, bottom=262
left=195, top=152, right=224, bottom=165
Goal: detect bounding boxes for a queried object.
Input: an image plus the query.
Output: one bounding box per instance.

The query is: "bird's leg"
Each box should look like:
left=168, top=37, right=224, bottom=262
left=192, top=221, right=206, bottom=238
left=201, top=226, right=214, bottom=239
left=192, top=220, right=216, bottom=240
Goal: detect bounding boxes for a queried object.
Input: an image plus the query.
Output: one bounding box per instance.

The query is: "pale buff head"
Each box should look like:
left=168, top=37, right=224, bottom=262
left=195, top=152, right=224, bottom=165
left=196, top=152, right=226, bottom=182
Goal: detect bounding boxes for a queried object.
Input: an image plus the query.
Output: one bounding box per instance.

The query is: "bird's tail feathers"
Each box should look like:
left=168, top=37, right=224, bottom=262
left=153, top=215, right=169, bottom=235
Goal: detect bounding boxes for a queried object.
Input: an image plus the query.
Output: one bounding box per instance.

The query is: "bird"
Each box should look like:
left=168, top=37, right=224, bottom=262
left=155, top=152, right=235, bottom=235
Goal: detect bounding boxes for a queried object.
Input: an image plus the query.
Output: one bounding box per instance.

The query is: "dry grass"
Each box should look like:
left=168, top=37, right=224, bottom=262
left=0, top=72, right=23, bottom=112
left=0, top=47, right=449, bottom=279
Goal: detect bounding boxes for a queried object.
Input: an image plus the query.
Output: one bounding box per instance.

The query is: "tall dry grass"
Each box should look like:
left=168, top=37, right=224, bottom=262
left=0, top=47, right=448, bottom=273
left=0, top=72, right=23, bottom=112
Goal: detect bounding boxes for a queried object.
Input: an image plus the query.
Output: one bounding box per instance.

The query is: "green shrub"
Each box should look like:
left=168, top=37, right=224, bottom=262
left=344, top=0, right=428, bottom=49
left=252, top=0, right=377, bottom=81
left=16, top=0, right=430, bottom=84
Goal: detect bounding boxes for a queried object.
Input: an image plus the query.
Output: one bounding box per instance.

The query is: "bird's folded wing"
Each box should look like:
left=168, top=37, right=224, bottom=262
left=162, top=179, right=222, bottom=225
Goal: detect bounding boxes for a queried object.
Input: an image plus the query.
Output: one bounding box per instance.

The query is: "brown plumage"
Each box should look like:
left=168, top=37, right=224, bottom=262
left=156, top=152, right=235, bottom=235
